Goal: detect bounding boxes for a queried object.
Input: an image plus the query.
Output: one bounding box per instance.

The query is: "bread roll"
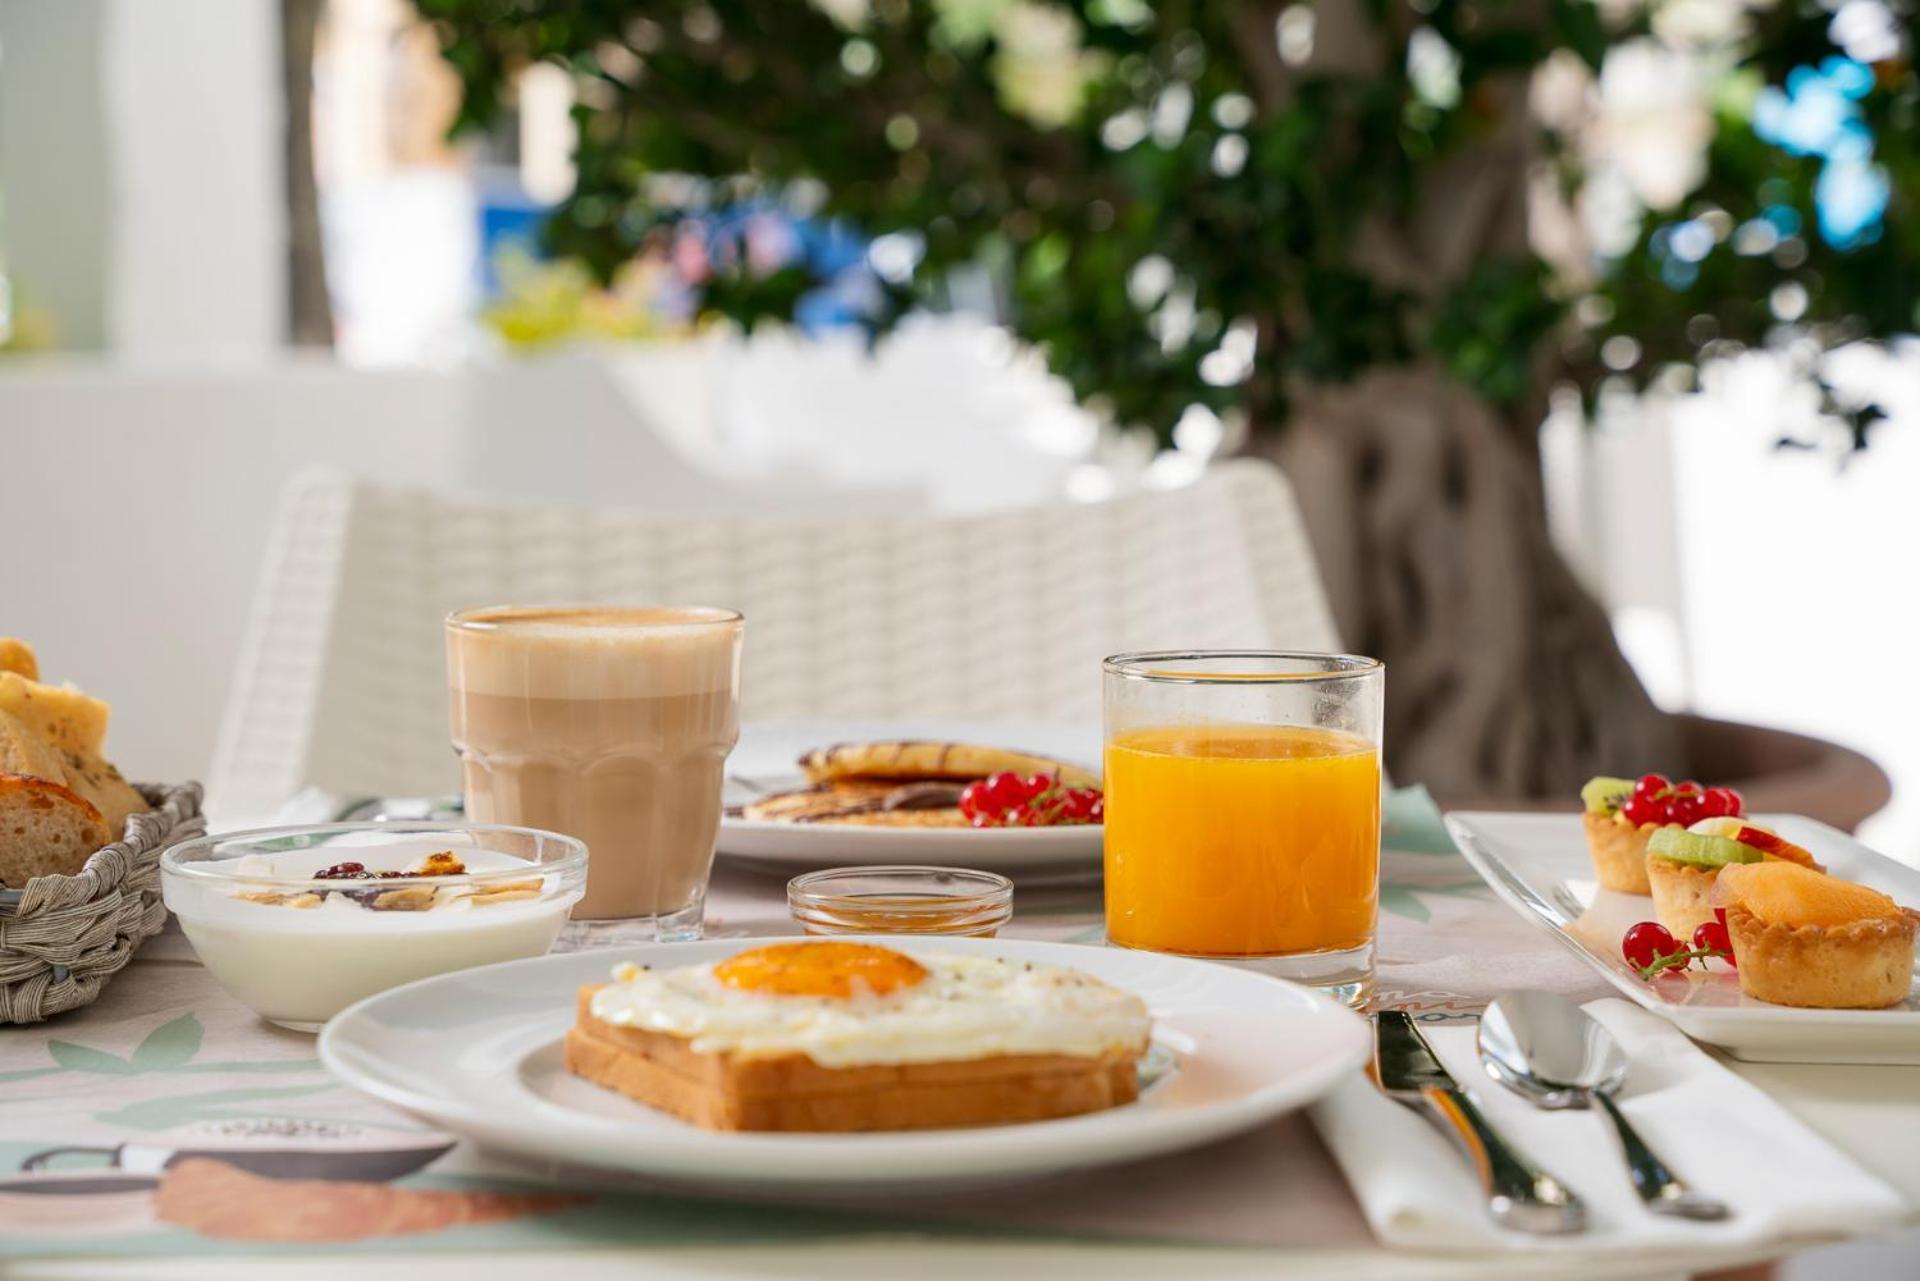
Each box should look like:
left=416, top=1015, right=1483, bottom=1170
left=0, top=673, right=109, bottom=756
left=0, top=709, right=68, bottom=781
left=0, top=774, right=111, bottom=885
left=0, top=639, right=38, bottom=681
left=57, top=748, right=148, bottom=841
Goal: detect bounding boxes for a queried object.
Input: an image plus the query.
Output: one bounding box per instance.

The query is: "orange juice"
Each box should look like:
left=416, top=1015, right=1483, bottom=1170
left=1103, top=724, right=1380, bottom=957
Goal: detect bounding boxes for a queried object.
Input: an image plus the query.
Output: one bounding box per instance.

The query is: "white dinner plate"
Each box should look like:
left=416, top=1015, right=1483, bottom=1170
left=718, top=720, right=1105, bottom=873
left=1446, top=811, right=1920, bottom=1063
left=318, top=935, right=1369, bottom=1192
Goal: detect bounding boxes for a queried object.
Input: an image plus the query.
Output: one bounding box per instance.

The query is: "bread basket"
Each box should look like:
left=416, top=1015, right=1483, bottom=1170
left=0, top=781, right=204, bottom=1023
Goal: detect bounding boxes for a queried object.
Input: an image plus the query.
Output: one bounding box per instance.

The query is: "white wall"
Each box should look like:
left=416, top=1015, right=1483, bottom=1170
left=0, top=357, right=460, bottom=786
left=103, top=0, right=283, bottom=359
left=0, top=0, right=113, bottom=348
left=0, top=0, right=283, bottom=358
left=1667, top=354, right=1920, bottom=864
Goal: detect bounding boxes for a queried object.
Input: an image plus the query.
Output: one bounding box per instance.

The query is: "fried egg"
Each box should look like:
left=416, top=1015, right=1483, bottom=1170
left=589, top=942, right=1152, bottom=1067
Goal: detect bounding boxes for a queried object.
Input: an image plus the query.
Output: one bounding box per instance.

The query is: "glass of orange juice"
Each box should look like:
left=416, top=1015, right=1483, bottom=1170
left=1102, top=651, right=1384, bottom=1006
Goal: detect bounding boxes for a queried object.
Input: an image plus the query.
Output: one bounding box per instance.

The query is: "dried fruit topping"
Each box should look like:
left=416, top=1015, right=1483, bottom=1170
left=369, top=886, right=438, bottom=912
left=958, top=772, right=1102, bottom=827
left=315, top=861, right=373, bottom=880
left=411, top=851, right=467, bottom=876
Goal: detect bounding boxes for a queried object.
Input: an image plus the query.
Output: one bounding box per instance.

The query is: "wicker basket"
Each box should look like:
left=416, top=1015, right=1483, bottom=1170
left=0, top=781, right=205, bottom=1024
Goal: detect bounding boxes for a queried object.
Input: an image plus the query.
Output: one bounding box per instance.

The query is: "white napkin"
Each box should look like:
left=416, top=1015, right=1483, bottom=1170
left=1310, top=998, right=1907, bottom=1255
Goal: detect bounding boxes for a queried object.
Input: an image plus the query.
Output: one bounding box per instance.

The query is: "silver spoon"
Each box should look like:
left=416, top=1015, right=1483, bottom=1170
left=1479, top=992, right=1731, bottom=1222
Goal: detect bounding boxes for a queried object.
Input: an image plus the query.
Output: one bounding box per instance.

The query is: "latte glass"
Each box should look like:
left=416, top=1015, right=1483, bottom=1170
left=1102, top=651, right=1384, bottom=1006
left=446, top=605, right=743, bottom=936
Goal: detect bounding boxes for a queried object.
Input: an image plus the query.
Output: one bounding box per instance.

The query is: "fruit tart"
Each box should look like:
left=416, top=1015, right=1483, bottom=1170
left=1644, top=816, right=1822, bottom=940
left=1580, top=773, right=1745, bottom=895
left=1711, top=861, right=1918, bottom=1009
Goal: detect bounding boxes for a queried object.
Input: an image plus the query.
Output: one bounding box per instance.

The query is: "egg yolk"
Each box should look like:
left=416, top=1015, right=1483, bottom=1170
left=713, top=942, right=929, bottom=998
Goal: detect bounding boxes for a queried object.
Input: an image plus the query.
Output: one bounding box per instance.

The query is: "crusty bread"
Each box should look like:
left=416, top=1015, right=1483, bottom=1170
left=564, top=986, right=1142, bottom=1132
left=57, top=748, right=148, bottom=841
left=0, top=774, right=112, bottom=885
left=0, top=673, right=109, bottom=756
left=0, top=709, right=68, bottom=781
left=0, top=639, right=39, bottom=682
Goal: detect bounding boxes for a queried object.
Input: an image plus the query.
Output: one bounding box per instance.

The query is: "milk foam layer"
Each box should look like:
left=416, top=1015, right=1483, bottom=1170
left=447, top=606, right=741, bottom=700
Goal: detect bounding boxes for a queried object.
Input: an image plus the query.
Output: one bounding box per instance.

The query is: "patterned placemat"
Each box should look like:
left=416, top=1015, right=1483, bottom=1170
left=0, top=789, right=1605, bottom=1258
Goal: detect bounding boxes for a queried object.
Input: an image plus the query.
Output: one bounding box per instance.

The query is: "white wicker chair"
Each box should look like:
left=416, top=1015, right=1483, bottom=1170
left=208, top=461, right=1342, bottom=816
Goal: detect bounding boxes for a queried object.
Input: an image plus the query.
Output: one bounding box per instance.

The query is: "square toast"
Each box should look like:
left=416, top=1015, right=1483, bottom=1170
left=563, top=985, right=1143, bottom=1132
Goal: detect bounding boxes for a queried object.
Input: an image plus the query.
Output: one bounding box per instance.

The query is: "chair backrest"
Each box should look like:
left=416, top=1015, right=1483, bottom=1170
left=209, top=459, right=1342, bottom=816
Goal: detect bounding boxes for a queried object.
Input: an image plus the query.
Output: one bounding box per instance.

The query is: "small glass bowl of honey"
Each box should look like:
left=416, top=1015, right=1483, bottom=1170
left=787, top=866, right=1014, bottom=937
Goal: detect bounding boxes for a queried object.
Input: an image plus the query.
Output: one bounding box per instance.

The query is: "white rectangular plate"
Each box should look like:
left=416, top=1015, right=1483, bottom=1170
left=1446, top=811, right=1920, bottom=1064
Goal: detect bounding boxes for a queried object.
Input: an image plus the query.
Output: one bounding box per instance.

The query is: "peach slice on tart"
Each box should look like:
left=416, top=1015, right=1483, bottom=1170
left=1710, top=862, right=1918, bottom=1010
left=1643, top=817, right=1821, bottom=940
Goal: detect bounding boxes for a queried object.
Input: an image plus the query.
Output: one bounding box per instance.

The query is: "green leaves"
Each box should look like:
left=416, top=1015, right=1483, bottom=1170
left=130, top=1014, right=205, bottom=1071
left=422, top=0, right=1919, bottom=447
left=47, top=1014, right=203, bottom=1074
left=1430, top=257, right=1566, bottom=405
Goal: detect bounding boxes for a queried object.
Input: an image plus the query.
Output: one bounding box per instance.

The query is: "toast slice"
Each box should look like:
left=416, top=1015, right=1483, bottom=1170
left=0, top=773, right=111, bottom=885
left=564, top=986, right=1142, bottom=1132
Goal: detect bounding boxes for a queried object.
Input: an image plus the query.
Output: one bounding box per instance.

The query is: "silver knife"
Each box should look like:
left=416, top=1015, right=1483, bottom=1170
left=1372, top=1010, right=1586, bottom=1235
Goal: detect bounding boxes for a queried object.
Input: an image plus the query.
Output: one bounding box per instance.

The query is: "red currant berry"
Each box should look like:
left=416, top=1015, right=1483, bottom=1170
left=958, top=780, right=990, bottom=820
left=1620, top=796, right=1653, bottom=825
left=1088, top=798, right=1104, bottom=822
left=1693, top=921, right=1731, bottom=953
left=982, top=771, right=1026, bottom=813
left=1713, top=906, right=1728, bottom=928
left=1720, top=786, right=1744, bottom=816
left=1635, top=773, right=1669, bottom=795
left=969, top=812, right=997, bottom=828
left=1622, top=921, right=1677, bottom=970
left=1020, top=773, right=1054, bottom=802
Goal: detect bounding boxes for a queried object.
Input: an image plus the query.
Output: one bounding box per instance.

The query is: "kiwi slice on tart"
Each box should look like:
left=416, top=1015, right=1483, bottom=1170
left=1645, top=827, right=1766, bottom=869
left=1580, top=776, right=1635, bottom=815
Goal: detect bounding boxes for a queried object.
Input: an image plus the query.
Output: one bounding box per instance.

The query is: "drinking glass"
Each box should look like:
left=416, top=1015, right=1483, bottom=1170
left=446, top=605, right=743, bottom=936
left=1102, top=651, right=1384, bottom=1006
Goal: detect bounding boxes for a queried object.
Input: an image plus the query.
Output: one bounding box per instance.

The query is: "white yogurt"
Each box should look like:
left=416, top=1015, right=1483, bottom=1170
left=163, top=835, right=581, bottom=1029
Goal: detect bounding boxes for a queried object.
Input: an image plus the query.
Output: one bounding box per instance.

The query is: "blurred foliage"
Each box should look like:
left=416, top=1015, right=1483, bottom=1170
left=420, top=0, right=1916, bottom=448
left=483, top=248, right=689, bottom=346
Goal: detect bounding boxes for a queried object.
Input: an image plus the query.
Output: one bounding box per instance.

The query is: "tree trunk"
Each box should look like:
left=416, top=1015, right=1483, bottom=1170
left=1261, top=368, right=1684, bottom=799
left=1237, top=0, right=1683, bottom=798
left=282, top=0, right=333, bottom=347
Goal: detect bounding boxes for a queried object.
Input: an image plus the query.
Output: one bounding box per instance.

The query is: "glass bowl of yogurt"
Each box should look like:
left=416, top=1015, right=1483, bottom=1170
left=162, top=823, right=587, bottom=1031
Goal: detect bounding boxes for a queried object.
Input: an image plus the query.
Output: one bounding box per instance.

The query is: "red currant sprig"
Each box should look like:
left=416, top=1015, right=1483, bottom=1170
left=1618, top=774, right=1743, bottom=828
left=1621, top=915, right=1734, bottom=979
left=958, top=772, right=1103, bottom=827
